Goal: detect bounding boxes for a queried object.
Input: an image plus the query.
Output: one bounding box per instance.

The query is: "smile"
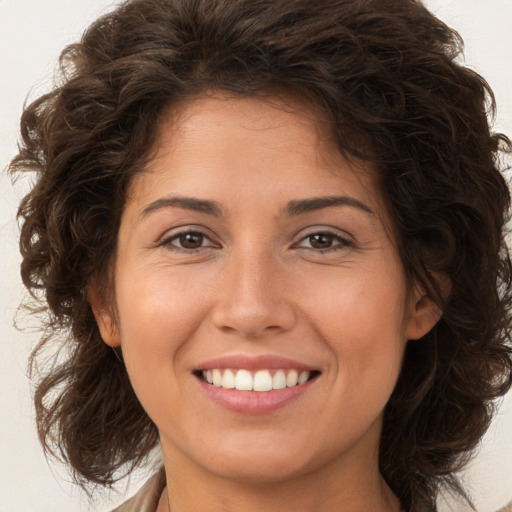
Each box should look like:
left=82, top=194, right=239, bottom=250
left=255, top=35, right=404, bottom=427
left=200, top=368, right=316, bottom=391
left=194, top=355, right=321, bottom=413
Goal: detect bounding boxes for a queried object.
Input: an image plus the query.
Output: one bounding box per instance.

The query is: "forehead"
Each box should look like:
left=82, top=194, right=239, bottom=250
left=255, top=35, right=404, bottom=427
left=157, top=92, right=340, bottom=165
left=124, top=92, right=387, bottom=224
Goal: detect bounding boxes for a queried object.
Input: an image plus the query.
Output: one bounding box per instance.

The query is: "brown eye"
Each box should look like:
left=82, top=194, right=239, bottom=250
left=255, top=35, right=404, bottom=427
left=296, top=230, right=352, bottom=252
left=308, top=233, right=334, bottom=249
left=162, top=230, right=215, bottom=252
left=178, top=232, right=205, bottom=249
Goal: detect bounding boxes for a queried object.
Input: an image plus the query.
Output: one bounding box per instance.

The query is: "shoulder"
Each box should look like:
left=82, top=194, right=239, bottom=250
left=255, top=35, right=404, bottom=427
left=110, top=469, right=166, bottom=512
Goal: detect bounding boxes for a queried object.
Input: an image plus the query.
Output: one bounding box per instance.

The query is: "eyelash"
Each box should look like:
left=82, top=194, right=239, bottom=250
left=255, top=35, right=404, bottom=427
left=158, top=228, right=353, bottom=254
left=294, top=230, right=353, bottom=253
left=159, top=230, right=217, bottom=253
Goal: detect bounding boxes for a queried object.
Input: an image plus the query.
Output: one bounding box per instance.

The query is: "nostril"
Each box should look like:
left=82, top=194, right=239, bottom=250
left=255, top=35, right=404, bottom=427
left=211, top=307, right=296, bottom=338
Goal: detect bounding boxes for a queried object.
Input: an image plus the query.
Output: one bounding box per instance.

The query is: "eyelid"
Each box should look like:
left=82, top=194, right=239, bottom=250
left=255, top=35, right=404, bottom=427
left=155, top=224, right=354, bottom=252
left=157, top=225, right=221, bottom=250
left=293, top=226, right=354, bottom=250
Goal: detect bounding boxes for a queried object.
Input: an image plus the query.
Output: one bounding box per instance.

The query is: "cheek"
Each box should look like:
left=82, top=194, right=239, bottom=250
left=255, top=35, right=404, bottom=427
left=303, top=265, right=409, bottom=340
left=113, top=265, right=212, bottom=386
left=112, top=270, right=216, bottom=430
left=117, top=262, right=210, bottom=335
left=301, top=265, right=409, bottom=393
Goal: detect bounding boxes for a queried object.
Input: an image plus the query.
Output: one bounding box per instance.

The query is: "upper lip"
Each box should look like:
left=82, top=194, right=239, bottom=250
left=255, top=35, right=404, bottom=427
left=195, top=354, right=319, bottom=372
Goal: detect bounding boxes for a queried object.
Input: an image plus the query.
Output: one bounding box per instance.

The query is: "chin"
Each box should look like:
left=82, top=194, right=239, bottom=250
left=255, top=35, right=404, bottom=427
left=193, top=439, right=326, bottom=485
left=205, top=457, right=311, bottom=485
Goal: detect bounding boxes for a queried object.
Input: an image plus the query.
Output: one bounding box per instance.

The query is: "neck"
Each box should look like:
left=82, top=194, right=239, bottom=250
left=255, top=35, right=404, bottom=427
left=158, top=442, right=401, bottom=512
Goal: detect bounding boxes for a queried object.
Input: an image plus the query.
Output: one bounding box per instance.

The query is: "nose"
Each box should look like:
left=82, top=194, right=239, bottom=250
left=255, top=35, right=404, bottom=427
left=211, top=247, right=296, bottom=338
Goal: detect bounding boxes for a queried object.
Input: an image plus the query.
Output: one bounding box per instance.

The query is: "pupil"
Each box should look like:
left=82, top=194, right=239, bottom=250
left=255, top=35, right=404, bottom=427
left=180, top=232, right=203, bottom=249
left=310, top=234, right=333, bottom=249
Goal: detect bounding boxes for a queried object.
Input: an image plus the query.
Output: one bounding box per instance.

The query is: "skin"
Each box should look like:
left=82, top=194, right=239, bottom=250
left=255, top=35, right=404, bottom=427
left=92, top=93, right=440, bottom=512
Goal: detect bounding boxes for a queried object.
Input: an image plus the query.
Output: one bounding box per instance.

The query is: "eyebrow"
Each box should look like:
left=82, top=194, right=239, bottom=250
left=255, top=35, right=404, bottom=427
left=141, top=196, right=223, bottom=218
left=140, top=194, right=373, bottom=219
left=284, top=196, right=374, bottom=216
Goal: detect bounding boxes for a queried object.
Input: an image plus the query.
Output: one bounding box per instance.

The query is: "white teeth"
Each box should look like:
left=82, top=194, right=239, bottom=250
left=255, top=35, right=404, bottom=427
left=235, top=369, right=253, bottom=391
left=298, top=371, right=310, bottom=385
left=201, top=368, right=313, bottom=391
left=286, top=369, right=299, bottom=387
left=212, top=369, right=222, bottom=387
left=272, top=370, right=287, bottom=390
left=253, top=370, right=273, bottom=392
left=221, top=369, right=235, bottom=389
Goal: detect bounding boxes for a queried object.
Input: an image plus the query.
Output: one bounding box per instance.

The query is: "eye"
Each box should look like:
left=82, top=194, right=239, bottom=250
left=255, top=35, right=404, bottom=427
left=176, top=232, right=206, bottom=249
left=161, top=230, right=217, bottom=252
left=296, top=231, right=352, bottom=252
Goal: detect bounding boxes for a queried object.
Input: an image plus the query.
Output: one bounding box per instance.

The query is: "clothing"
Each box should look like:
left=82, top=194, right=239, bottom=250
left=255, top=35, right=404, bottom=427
left=111, top=469, right=166, bottom=512
left=111, top=470, right=512, bottom=512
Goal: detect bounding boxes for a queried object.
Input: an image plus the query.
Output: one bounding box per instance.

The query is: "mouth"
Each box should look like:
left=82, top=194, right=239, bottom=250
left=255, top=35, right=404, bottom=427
left=193, top=355, right=322, bottom=413
left=194, top=368, right=321, bottom=392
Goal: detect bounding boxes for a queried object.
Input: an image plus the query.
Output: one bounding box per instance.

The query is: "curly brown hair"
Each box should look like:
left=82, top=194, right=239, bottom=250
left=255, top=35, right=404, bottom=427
left=9, top=0, right=512, bottom=510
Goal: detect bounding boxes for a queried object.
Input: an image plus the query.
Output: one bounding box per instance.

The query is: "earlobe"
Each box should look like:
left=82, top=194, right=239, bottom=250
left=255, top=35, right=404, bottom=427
left=88, top=287, right=121, bottom=347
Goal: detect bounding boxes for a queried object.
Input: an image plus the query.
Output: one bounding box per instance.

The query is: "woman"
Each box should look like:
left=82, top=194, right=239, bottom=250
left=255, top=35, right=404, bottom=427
left=9, top=0, right=512, bottom=511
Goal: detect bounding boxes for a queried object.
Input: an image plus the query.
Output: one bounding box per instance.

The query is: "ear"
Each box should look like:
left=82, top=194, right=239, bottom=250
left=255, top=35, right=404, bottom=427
left=406, top=275, right=451, bottom=340
left=88, top=286, right=120, bottom=348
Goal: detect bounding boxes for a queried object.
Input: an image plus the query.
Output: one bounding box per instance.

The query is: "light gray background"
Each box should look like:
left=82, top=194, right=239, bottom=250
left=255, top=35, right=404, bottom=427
left=1, top=1, right=511, bottom=510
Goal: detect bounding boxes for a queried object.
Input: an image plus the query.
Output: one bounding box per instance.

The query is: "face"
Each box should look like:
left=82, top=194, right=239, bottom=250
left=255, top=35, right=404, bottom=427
left=93, top=93, right=437, bottom=486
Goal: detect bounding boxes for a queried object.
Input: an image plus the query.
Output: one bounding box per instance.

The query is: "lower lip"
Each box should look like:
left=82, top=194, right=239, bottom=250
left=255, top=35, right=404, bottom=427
left=196, top=376, right=317, bottom=414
